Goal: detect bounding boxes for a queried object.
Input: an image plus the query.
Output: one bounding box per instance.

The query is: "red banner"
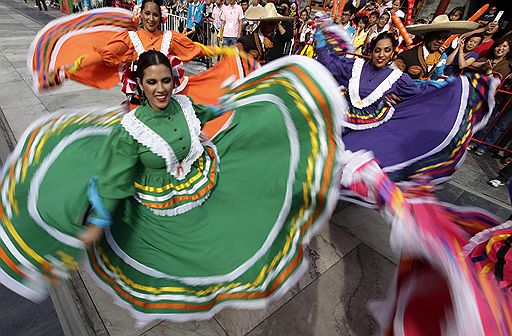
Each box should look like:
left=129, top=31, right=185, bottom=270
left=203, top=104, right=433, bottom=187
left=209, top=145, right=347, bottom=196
left=405, top=0, right=415, bottom=26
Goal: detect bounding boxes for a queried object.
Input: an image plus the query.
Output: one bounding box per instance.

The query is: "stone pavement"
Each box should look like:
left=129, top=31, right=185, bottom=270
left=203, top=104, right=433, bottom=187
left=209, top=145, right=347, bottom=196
left=0, top=1, right=510, bottom=336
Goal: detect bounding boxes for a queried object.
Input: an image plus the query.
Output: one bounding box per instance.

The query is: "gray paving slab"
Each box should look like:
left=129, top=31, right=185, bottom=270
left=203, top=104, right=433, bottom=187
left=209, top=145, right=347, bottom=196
left=331, top=204, right=399, bottom=264
left=213, top=223, right=361, bottom=336
left=246, top=244, right=397, bottom=336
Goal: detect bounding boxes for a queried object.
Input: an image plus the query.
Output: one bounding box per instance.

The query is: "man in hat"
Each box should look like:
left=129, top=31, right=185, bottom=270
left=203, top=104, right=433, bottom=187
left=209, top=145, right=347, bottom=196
left=394, top=15, right=478, bottom=80
left=236, top=3, right=294, bottom=64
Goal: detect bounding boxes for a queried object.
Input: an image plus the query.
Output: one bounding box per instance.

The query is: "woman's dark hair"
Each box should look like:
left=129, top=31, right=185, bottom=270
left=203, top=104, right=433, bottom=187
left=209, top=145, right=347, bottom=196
left=379, top=11, right=391, bottom=20
left=369, top=11, right=379, bottom=19
left=448, top=6, right=465, bottom=20
left=467, top=33, right=484, bottom=43
left=355, top=15, right=369, bottom=26
left=488, top=36, right=512, bottom=61
left=136, top=50, right=172, bottom=81
left=141, top=0, right=163, bottom=14
left=369, top=31, right=399, bottom=52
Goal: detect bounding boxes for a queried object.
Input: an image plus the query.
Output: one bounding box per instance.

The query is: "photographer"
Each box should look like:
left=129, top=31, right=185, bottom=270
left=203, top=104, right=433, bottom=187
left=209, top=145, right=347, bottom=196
left=238, top=3, right=294, bottom=64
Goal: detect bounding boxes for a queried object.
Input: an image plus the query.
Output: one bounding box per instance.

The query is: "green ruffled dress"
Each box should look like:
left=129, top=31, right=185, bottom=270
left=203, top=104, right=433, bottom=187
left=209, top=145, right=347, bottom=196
left=0, top=56, right=345, bottom=323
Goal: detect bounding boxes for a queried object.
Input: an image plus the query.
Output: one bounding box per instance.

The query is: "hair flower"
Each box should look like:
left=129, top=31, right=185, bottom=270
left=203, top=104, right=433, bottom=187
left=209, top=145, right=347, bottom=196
left=132, top=4, right=141, bottom=24
left=160, top=6, right=169, bottom=24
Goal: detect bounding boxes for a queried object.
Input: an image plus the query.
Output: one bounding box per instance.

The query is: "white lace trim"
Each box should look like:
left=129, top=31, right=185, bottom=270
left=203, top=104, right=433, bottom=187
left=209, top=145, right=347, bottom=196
left=160, top=31, right=172, bottom=54
left=120, top=96, right=203, bottom=180
left=128, top=31, right=145, bottom=56
left=172, top=95, right=204, bottom=180
left=348, top=58, right=403, bottom=109
left=128, top=30, right=172, bottom=57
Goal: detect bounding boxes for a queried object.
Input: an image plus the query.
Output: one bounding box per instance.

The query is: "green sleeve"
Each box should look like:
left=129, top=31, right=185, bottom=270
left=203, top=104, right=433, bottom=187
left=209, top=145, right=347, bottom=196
left=193, top=103, right=218, bottom=127
left=96, top=123, right=139, bottom=213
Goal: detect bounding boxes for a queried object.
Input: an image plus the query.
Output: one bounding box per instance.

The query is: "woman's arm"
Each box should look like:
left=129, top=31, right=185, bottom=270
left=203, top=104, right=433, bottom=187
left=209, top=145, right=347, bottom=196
left=78, top=31, right=132, bottom=70
left=80, top=122, right=139, bottom=244
left=169, top=31, right=207, bottom=60
left=445, top=46, right=459, bottom=66
left=314, top=31, right=353, bottom=84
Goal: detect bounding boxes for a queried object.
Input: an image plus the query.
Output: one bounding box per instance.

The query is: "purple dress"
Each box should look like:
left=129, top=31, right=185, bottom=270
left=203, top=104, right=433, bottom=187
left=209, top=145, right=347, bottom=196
left=316, top=45, right=498, bottom=186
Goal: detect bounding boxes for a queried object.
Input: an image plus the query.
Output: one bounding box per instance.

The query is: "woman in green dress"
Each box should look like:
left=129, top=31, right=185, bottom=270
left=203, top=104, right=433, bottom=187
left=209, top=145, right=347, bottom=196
left=0, top=50, right=345, bottom=323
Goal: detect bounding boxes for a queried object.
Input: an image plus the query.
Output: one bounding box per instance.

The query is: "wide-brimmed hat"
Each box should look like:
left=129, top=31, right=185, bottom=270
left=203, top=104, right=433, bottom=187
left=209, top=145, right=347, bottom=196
left=245, top=3, right=295, bottom=21
left=406, top=15, right=478, bottom=35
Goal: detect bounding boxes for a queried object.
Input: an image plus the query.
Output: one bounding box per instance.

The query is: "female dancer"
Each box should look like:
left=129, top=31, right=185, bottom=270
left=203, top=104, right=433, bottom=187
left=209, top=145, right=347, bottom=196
left=340, top=150, right=512, bottom=335
left=314, top=23, right=497, bottom=195
left=30, top=1, right=258, bottom=109
left=0, top=51, right=345, bottom=323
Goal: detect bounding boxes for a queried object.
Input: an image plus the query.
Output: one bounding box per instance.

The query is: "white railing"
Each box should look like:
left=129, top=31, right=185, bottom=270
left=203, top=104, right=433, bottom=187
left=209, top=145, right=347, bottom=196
left=163, top=13, right=217, bottom=47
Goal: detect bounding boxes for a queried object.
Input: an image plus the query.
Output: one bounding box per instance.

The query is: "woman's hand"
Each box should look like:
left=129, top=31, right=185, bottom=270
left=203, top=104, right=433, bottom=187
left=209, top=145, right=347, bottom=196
left=78, top=225, right=104, bottom=246
left=457, top=37, right=465, bottom=49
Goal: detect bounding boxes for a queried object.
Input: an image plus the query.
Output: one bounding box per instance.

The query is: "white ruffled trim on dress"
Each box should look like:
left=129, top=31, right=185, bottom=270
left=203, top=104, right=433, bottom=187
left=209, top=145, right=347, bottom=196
left=120, top=96, right=203, bottom=181
left=128, top=30, right=172, bottom=57
left=463, top=220, right=512, bottom=257
left=348, top=58, right=402, bottom=109
left=128, top=31, right=145, bottom=56
left=160, top=31, right=172, bottom=54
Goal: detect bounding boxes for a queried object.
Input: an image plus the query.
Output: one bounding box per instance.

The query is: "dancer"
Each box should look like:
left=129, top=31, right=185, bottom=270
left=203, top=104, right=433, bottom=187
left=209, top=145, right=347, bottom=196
left=340, top=150, right=512, bottom=335
left=0, top=51, right=345, bottom=322
left=29, top=2, right=258, bottom=109
left=314, top=21, right=498, bottom=196
left=30, top=3, right=206, bottom=97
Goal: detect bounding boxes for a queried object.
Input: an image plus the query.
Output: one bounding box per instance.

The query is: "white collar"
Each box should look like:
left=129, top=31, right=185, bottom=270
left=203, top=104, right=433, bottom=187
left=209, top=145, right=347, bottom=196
left=258, top=30, right=265, bottom=48
left=422, top=45, right=430, bottom=59
left=348, top=58, right=403, bottom=109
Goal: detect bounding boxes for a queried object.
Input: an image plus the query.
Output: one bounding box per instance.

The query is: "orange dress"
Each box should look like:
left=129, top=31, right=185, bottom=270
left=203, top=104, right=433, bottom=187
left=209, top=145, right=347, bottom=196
left=67, top=29, right=206, bottom=90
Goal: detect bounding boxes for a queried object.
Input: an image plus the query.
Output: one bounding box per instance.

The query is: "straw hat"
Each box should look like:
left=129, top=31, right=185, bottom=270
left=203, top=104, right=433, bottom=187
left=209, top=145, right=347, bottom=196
left=245, top=3, right=295, bottom=21
left=406, top=15, right=479, bottom=35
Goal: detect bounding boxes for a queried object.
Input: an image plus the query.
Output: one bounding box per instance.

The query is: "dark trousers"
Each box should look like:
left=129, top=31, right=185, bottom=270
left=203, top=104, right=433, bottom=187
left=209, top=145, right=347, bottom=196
left=36, top=0, right=48, bottom=10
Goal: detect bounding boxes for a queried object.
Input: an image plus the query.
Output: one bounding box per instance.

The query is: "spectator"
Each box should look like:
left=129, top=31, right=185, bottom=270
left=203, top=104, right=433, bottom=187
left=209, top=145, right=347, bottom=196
left=355, top=1, right=377, bottom=18
left=240, top=0, right=250, bottom=35
left=275, top=1, right=294, bottom=55
left=211, top=0, right=224, bottom=49
left=479, top=5, right=499, bottom=25
left=471, top=39, right=512, bottom=156
left=304, top=5, right=311, bottom=17
left=472, top=21, right=500, bottom=58
left=289, top=1, right=297, bottom=18
left=294, top=9, right=313, bottom=54
left=338, top=5, right=356, bottom=38
left=220, top=0, right=244, bottom=46
left=184, top=0, right=204, bottom=41
left=395, top=15, right=478, bottom=80
left=353, top=16, right=369, bottom=54
left=204, top=0, right=215, bottom=21
left=488, top=156, right=512, bottom=188
left=447, top=6, right=464, bottom=21
left=444, top=34, right=482, bottom=76
left=364, top=11, right=390, bottom=49
left=390, top=0, right=405, bottom=19
left=473, top=36, right=511, bottom=79
left=367, top=11, right=379, bottom=30
left=241, top=0, right=249, bottom=12
left=248, top=0, right=261, bottom=9
left=36, top=0, right=48, bottom=11
left=238, top=3, right=294, bottom=63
